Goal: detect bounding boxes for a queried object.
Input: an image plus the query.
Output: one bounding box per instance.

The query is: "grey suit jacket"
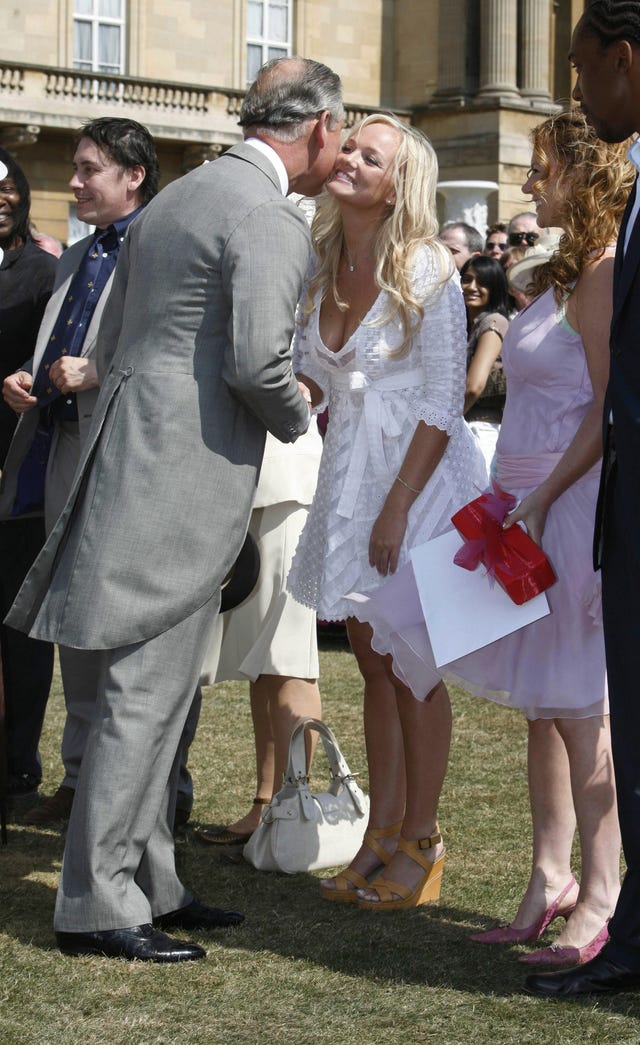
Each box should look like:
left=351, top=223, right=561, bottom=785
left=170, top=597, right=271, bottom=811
left=7, top=144, right=311, bottom=648
left=0, top=235, right=107, bottom=519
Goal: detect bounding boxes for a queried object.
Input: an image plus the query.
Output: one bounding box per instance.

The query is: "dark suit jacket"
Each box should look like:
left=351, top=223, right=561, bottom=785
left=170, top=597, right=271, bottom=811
left=0, top=235, right=111, bottom=522
left=594, top=177, right=640, bottom=569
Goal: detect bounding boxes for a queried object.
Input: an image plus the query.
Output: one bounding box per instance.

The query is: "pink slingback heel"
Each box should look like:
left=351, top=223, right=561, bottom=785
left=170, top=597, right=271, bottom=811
left=469, top=876, right=578, bottom=944
left=518, top=922, right=609, bottom=966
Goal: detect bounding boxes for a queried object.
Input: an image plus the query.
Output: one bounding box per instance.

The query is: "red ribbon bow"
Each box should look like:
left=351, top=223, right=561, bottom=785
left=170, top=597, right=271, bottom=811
left=453, top=482, right=517, bottom=585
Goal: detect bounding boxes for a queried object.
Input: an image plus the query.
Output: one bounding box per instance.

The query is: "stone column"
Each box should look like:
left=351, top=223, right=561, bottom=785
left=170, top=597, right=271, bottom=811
left=520, top=0, right=552, bottom=103
left=476, top=0, right=520, bottom=102
left=432, top=0, right=469, bottom=103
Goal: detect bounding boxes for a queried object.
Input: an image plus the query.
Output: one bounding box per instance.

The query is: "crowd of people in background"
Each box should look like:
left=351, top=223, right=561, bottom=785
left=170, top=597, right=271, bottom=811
left=2, top=0, right=640, bottom=1003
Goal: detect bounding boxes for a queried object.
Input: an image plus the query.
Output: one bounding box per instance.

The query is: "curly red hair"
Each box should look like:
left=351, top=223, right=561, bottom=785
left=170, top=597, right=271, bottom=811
left=527, top=109, right=634, bottom=302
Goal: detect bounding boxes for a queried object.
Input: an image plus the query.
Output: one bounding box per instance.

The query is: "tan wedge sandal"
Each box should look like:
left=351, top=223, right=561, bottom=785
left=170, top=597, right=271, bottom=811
left=319, top=821, right=402, bottom=904
left=356, top=828, right=445, bottom=910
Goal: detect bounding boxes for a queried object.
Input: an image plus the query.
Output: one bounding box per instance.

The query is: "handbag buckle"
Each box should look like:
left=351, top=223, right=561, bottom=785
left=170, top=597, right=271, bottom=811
left=284, top=772, right=309, bottom=785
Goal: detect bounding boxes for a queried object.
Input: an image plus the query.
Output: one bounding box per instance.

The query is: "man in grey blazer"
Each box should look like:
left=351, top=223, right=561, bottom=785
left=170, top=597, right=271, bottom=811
left=6, top=57, right=344, bottom=963
left=1, top=117, right=160, bottom=827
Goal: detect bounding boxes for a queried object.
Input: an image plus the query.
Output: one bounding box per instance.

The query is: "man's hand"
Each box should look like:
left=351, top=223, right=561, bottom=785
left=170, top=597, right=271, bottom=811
left=3, top=371, right=37, bottom=413
left=49, top=357, right=99, bottom=394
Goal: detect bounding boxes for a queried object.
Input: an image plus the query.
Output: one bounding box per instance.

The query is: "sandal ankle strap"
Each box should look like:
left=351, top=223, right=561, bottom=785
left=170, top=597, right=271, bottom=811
left=366, top=820, right=403, bottom=839
left=417, top=831, right=442, bottom=850
left=397, top=829, right=443, bottom=867
left=363, top=821, right=402, bottom=865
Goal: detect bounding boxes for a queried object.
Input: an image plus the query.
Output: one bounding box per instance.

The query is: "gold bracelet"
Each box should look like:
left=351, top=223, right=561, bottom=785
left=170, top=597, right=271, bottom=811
left=395, top=474, right=423, bottom=495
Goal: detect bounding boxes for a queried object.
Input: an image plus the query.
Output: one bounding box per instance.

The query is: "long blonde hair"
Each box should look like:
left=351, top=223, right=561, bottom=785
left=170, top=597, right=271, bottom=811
left=301, top=113, right=453, bottom=357
left=527, top=109, right=634, bottom=302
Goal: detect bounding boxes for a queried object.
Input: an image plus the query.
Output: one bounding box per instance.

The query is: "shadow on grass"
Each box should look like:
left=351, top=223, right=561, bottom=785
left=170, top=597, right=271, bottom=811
left=174, top=836, right=640, bottom=1014
left=1, top=823, right=65, bottom=952
left=6, top=821, right=640, bottom=1020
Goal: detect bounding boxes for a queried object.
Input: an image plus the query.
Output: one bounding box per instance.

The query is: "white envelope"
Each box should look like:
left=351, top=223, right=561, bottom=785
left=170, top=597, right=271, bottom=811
left=409, top=529, right=550, bottom=668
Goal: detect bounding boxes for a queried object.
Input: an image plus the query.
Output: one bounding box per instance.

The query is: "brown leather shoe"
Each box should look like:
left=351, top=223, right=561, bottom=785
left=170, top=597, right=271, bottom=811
left=24, top=785, right=75, bottom=824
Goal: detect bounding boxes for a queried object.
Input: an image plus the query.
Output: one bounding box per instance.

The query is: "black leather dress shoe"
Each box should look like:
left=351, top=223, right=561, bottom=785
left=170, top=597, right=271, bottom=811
left=56, top=923, right=206, bottom=962
left=525, top=953, right=640, bottom=997
left=155, top=897, right=245, bottom=931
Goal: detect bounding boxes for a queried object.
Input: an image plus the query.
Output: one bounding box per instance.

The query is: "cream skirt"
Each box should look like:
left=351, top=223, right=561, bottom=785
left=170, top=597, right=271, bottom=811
left=200, top=501, right=319, bottom=684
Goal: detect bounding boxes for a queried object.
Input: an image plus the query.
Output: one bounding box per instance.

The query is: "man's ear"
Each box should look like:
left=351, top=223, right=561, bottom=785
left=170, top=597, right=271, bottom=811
left=313, top=110, right=331, bottom=147
left=127, top=164, right=146, bottom=194
left=614, top=39, right=634, bottom=74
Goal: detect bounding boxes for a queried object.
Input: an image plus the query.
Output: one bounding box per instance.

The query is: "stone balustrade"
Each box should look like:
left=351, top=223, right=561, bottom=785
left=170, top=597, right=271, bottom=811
left=0, top=61, right=386, bottom=147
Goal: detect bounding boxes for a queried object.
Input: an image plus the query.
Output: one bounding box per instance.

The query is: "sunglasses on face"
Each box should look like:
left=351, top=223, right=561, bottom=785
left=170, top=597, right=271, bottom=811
left=487, top=241, right=508, bottom=251
left=508, top=231, right=539, bottom=247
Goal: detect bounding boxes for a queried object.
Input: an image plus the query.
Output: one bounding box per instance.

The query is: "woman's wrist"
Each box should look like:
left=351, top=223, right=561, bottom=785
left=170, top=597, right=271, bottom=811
left=395, top=473, right=424, bottom=495
left=533, top=478, right=561, bottom=513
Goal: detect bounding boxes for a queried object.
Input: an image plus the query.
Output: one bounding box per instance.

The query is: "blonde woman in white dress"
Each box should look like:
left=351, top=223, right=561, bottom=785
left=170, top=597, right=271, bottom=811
left=288, top=114, right=486, bottom=909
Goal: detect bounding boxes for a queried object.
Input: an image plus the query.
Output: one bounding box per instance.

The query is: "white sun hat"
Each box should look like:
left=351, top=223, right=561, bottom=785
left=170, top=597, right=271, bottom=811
left=507, top=231, right=561, bottom=294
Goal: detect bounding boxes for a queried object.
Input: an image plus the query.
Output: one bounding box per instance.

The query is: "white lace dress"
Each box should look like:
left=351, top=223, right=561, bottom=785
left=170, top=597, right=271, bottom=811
left=287, top=247, right=488, bottom=622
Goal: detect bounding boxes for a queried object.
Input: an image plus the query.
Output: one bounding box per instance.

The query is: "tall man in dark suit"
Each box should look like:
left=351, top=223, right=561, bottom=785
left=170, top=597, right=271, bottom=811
left=526, top=0, right=640, bottom=999
left=6, top=57, right=344, bottom=964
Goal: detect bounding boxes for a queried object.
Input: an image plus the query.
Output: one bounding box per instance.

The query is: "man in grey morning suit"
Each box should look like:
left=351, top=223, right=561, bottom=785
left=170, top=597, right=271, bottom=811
left=6, top=57, right=344, bottom=963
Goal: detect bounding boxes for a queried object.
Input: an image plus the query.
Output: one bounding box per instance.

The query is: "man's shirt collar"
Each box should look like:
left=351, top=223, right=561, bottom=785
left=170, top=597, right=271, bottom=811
left=628, top=138, right=640, bottom=173
left=243, top=138, right=289, bottom=195
left=95, top=204, right=145, bottom=241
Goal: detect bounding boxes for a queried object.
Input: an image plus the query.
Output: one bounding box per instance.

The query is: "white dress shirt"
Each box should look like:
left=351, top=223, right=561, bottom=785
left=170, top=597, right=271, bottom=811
left=244, top=137, right=289, bottom=195
left=623, top=138, right=640, bottom=255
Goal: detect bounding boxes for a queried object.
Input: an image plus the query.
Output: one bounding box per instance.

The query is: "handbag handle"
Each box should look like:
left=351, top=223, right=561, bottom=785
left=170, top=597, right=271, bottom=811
left=283, top=717, right=367, bottom=817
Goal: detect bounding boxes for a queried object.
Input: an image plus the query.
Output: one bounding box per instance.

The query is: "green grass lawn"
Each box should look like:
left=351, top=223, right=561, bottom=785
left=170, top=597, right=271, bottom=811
left=2, top=637, right=640, bottom=1044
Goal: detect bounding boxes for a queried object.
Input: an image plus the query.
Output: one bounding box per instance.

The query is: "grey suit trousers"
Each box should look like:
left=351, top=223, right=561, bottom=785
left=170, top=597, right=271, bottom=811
left=46, top=423, right=200, bottom=810
left=44, top=423, right=100, bottom=790
left=54, top=588, right=220, bottom=932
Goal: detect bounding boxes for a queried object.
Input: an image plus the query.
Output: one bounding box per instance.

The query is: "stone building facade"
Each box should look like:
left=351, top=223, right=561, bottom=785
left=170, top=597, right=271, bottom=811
left=0, top=0, right=586, bottom=244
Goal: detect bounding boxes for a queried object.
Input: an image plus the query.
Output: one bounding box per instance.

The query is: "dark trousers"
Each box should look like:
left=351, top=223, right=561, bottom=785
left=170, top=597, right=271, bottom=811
left=601, top=464, right=640, bottom=964
left=0, top=517, right=54, bottom=786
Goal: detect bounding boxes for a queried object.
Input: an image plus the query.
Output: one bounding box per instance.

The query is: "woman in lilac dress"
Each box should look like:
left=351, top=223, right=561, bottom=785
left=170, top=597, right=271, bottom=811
left=365, top=110, right=632, bottom=963
left=459, top=110, right=631, bottom=965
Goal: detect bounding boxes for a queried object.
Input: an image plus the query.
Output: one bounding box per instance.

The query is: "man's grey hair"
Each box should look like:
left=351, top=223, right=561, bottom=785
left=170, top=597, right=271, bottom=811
left=507, top=211, right=538, bottom=232
left=439, top=221, right=484, bottom=254
left=239, top=57, right=344, bottom=143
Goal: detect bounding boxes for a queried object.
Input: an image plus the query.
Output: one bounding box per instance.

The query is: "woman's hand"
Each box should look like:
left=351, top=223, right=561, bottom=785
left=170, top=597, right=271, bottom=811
left=295, top=372, right=323, bottom=408
left=369, top=503, right=409, bottom=576
left=297, top=380, right=312, bottom=407
left=503, top=488, right=550, bottom=548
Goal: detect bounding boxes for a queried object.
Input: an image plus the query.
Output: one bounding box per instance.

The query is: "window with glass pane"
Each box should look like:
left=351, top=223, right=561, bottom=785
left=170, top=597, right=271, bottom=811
left=246, top=0, right=291, bottom=84
left=73, top=0, right=124, bottom=74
